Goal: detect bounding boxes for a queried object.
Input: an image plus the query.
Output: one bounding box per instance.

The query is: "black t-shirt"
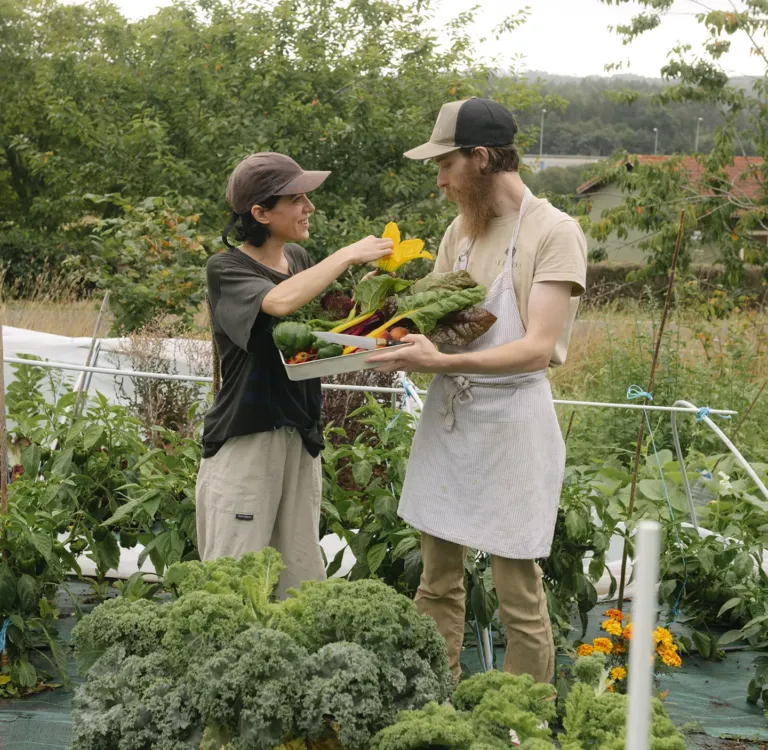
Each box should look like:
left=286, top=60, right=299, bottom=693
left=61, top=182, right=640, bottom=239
left=202, top=245, right=323, bottom=459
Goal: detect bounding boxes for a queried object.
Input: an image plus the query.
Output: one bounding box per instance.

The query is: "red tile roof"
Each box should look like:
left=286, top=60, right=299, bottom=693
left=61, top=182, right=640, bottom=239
left=576, top=155, right=765, bottom=202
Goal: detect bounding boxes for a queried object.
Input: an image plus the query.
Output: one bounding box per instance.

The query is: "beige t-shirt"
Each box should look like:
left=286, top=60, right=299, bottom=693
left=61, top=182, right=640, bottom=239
left=434, top=195, right=587, bottom=366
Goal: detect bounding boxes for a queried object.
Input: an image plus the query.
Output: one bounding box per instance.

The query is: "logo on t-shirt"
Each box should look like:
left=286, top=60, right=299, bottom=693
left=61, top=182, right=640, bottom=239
left=235, top=513, right=254, bottom=521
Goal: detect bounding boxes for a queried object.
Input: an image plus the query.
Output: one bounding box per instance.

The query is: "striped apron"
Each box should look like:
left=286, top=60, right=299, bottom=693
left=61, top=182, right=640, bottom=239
left=398, top=188, right=565, bottom=559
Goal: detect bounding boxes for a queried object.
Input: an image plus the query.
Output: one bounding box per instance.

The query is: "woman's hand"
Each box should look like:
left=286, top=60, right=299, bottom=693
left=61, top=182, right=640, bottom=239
left=341, top=236, right=393, bottom=267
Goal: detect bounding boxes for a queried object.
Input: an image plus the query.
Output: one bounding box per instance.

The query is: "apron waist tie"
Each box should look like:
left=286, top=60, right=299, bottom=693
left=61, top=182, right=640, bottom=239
left=439, top=373, right=546, bottom=431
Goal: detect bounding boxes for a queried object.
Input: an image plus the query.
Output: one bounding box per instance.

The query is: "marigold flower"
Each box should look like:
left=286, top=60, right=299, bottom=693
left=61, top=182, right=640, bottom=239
left=604, top=608, right=624, bottom=622
left=576, top=643, right=594, bottom=657
left=622, top=623, right=633, bottom=641
left=611, top=666, right=627, bottom=681
left=653, top=627, right=674, bottom=647
left=614, top=644, right=627, bottom=655
left=602, top=619, right=623, bottom=637
left=606, top=683, right=615, bottom=692
left=593, top=637, right=613, bottom=655
left=659, top=649, right=682, bottom=668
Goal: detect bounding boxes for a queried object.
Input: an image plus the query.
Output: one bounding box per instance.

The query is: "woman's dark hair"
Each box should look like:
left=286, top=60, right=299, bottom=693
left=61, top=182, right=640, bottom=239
left=459, top=143, right=520, bottom=174
left=222, top=194, right=281, bottom=249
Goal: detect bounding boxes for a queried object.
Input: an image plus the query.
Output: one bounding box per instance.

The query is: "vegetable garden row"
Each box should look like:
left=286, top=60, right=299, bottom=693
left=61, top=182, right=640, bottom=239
left=2, top=342, right=768, bottom=747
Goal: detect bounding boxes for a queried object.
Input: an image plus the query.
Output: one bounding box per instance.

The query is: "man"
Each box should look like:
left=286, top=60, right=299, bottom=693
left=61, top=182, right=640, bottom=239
left=369, top=98, right=587, bottom=684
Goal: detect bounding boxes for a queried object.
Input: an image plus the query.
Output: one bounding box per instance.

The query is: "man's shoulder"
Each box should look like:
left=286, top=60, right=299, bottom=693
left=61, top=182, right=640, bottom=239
left=528, top=196, right=577, bottom=228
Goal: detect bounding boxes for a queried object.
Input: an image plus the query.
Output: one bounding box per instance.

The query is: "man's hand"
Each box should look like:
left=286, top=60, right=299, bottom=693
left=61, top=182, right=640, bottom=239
left=368, top=334, right=446, bottom=373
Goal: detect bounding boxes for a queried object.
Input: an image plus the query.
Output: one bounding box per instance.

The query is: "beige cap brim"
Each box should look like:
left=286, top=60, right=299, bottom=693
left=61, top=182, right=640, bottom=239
left=403, top=141, right=459, bottom=160
left=278, top=170, right=331, bottom=195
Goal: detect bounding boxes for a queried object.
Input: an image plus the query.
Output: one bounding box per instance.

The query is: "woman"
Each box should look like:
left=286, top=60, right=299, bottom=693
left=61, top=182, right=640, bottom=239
left=197, top=152, right=392, bottom=597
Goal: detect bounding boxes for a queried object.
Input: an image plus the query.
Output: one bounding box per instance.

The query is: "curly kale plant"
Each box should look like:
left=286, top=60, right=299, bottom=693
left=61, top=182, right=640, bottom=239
left=269, top=578, right=452, bottom=707
left=370, top=703, right=475, bottom=750
left=161, top=590, right=255, bottom=668
left=299, top=642, right=387, bottom=748
left=165, top=549, right=284, bottom=617
left=189, top=627, right=308, bottom=750
left=71, top=597, right=168, bottom=673
left=70, top=648, right=202, bottom=750
left=559, top=683, right=685, bottom=750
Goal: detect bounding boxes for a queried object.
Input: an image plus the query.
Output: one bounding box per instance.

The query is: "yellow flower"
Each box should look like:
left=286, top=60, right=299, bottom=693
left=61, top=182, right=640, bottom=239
left=606, top=683, right=615, bottom=692
left=611, top=666, right=627, bottom=681
left=658, top=648, right=682, bottom=668
left=593, top=638, right=613, bottom=655
left=622, top=623, right=633, bottom=641
left=614, top=643, right=627, bottom=655
left=576, top=644, right=594, bottom=657
left=604, top=608, right=624, bottom=622
left=378, top=222, right=432, bottom=274
left=653, top=627, right=674, bottom=647
left=602, top=619, right=623, bottom=637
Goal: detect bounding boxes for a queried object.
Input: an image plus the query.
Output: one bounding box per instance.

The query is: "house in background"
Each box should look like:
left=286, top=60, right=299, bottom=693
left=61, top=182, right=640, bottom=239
left=576, top=155, right=765, bottom=264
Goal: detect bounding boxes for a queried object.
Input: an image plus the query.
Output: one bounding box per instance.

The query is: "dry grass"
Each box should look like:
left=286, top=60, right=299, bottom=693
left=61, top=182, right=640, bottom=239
left=4, top=287, right=766, bottom=397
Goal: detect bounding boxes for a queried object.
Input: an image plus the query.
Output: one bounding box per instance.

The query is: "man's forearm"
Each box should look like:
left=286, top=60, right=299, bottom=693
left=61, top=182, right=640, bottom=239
left=434, top=338, right=550, bottom=376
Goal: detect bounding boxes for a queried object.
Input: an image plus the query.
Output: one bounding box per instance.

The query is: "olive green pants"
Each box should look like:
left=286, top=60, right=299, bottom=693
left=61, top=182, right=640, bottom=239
left=195, top=427, right=326, bottom=599
left=415, top=533, right=555, bottom=684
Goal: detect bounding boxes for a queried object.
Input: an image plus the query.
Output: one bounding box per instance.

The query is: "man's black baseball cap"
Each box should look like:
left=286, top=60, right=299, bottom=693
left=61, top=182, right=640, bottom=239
left=404, top=97, right=518, bottom=160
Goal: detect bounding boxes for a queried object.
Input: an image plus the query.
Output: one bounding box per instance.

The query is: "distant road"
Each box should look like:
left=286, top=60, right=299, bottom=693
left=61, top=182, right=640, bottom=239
left=522, top=154, right=605, bottom=172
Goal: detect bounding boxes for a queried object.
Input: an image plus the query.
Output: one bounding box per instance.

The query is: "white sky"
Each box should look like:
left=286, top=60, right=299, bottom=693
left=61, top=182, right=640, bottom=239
left=111, top=0, right=766, bottom=79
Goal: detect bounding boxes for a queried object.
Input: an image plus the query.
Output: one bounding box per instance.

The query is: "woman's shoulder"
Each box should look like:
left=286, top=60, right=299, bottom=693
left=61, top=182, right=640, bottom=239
left=285, top=243, right=314, bottom=270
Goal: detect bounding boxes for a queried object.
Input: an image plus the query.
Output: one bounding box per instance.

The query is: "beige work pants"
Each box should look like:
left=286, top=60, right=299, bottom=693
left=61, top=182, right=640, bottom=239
left=415, top=533, right=555, bottom=684
left=195, top=427, right=326, bottom=598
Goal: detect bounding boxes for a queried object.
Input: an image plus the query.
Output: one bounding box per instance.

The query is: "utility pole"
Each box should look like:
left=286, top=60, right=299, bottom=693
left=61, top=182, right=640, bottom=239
left=539, top=109, right=547, bottom=156
left=653, top=127, right=659, bottom=156
left=695, top=117, right=703, bottom=152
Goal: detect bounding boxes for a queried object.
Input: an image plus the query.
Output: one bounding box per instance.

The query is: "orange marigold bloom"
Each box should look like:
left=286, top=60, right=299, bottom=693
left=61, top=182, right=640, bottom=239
left=614, top=644, right=627, bottom=655
left=602, top=619, right=623, bottom=637
left=604, top=608, right=624, bottom=622
left=659, top=649, right=682, bottom=668
left=611, top=666, right=627, bottom=681
left=576, top=644, right=594, bottom=657
left=653, top=627, right=674, bottom=647
left=622, top=623, right=633, bottom=641
left=607, top=683, right=615, bottom=692
left=593, top=638, right=613, bottom=655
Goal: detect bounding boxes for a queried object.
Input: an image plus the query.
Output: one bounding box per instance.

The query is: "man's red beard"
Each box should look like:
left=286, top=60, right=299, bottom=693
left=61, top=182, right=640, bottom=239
left=453, top=165, right=496, bottom=240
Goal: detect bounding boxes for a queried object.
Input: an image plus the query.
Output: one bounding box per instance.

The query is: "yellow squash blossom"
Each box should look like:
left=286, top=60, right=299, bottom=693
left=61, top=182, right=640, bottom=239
left=378, top=222, right=432, bottom=274
left=611, top=666, right=627, bottom=681
left=592, top=638, right=613, bottom=655
left=601, top=619, right=623, bottom=637
left=604, top=608, right=624, bottom=622
left=576, top=644, right=594, bottom=657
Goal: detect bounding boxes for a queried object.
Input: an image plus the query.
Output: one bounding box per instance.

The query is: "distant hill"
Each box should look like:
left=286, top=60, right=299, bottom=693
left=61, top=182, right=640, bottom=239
left=501, top=71, right=758, bottom=157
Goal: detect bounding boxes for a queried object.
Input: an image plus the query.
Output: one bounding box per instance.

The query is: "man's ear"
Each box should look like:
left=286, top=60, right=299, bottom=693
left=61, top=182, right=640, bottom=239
left=251, top=203, right=271, bottom=226
left=472, top=146, right=490, bottom=171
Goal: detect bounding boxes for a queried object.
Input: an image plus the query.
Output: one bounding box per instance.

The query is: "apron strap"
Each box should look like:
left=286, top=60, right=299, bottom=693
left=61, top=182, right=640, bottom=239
left=440, top=376, right=474, bottom=431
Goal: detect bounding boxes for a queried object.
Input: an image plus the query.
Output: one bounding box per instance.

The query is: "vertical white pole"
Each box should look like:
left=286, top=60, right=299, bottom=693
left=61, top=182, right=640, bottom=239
left=626, top=520, right=661, bottom=750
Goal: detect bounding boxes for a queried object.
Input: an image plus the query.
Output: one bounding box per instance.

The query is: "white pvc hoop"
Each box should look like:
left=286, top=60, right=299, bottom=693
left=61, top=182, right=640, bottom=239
left=1, top=356, right=739, bottom=415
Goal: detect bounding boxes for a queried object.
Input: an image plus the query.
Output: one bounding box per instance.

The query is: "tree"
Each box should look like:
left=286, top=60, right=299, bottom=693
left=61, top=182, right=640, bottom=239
left=1, top=0, right=556, bottom=328
left=584, top=0, right=768, bottom=283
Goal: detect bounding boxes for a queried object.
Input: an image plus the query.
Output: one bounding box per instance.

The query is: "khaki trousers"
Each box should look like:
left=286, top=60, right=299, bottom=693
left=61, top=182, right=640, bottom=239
left=195, top=427, right=326, bottom=598
left=415, top=533, right=555, bottom=684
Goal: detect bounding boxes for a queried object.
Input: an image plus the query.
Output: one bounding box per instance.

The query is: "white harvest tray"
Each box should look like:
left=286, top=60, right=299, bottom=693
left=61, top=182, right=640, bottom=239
left=280, top=344, right=410, bottom=382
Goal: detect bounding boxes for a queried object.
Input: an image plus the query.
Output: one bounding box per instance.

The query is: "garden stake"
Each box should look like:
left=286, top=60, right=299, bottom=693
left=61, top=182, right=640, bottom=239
left=564, top=409, right=576, bottom=444
left=617, top=212, right=685, bottom=610
left=0, top=323, right=7, bottom=519
left=731, top=380, right=766, bottom=440
left=73, top=290, right=110, bottom=420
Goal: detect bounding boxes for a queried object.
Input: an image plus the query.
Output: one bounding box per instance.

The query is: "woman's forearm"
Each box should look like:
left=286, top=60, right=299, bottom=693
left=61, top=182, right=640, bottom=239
left=261, top=251, right=351, bottom=317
